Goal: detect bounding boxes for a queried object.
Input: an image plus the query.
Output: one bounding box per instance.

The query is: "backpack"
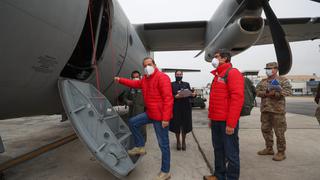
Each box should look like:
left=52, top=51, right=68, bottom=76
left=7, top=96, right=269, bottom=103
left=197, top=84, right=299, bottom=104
left=223, top=68, right=256, bottom=116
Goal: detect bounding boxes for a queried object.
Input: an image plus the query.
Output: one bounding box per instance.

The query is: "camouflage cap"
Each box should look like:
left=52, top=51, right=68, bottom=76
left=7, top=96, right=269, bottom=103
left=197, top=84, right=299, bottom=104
left=264, top=62, right=278, bottom=69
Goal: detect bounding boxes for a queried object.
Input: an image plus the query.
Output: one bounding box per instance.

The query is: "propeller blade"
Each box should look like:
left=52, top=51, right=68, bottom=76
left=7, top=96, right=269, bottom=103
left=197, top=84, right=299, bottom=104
left=260, top=0, right=292, bottom=75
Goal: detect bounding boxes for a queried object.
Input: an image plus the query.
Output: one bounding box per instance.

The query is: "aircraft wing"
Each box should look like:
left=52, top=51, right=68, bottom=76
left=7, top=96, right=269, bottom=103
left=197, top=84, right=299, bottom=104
left=135, top=21, right=207, bottom=51
left=255, top=17, right=320, bottom=45
left=135, top=17, right=320, bottom=51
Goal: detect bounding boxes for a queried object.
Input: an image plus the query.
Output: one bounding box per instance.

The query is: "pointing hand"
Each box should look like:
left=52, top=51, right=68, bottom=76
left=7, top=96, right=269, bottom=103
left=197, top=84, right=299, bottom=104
left=114, top=77, right=120, bottom=83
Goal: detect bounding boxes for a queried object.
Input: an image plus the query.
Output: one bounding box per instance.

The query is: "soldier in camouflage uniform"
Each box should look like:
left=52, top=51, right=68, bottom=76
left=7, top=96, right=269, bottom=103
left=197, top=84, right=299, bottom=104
left=123, top=71, right=147, bottom=141
left=256, top=62, right=292, bottom=161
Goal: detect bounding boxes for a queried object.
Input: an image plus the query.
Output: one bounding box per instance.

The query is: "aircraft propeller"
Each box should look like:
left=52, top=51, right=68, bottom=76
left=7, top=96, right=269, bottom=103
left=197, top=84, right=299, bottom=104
left=311, top=0, right=320, bottom=3
left=197, top=0, right=292, bottom=75
left=259, top=0, right=292, bottom=75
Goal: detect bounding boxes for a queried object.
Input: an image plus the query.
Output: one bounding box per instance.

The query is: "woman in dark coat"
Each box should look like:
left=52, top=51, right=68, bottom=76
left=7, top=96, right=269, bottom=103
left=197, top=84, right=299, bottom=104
left=169, top=70, right=195, bottom=151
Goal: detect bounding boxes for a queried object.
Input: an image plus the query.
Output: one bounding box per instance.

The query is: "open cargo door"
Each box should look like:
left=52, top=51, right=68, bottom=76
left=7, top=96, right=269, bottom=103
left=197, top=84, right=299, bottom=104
left=58, top=79, right=142, bottom=178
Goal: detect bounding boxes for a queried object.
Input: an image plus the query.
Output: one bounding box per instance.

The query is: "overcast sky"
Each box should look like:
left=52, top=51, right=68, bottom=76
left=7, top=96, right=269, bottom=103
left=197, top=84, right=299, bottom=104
left=118, top=0, right=320, bottom=87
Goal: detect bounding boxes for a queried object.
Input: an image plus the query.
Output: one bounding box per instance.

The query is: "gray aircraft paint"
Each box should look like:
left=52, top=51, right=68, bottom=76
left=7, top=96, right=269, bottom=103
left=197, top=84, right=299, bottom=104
left=0, top=0, right=148, bottom=119
left=0, top=0, right=88, bottom=118
left=59, top=79, right=141, bottom=178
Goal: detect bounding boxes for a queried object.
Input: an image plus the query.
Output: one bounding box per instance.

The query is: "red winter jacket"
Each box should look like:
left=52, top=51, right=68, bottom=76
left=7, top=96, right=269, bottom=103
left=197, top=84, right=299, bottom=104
left=208, top=63, right=244, bottom=128
left=119, top=68, right=173, bottom=121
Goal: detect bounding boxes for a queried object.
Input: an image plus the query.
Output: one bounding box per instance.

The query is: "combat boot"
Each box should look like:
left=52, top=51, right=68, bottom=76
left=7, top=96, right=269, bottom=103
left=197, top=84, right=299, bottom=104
left=257, top=147, right=274, bottom=155
left=272, top=151, right=286, bottom=161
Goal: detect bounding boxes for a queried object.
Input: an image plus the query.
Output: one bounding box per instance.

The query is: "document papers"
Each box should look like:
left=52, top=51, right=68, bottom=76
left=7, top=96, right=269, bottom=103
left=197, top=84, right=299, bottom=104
left=177, top=89, right=192, bottom=97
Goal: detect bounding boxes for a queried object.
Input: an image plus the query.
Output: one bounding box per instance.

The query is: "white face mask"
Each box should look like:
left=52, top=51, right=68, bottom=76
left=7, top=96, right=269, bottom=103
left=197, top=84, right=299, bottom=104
left=211, top=58, right=220, bottom=68
left=144, top=65, right=155, bottom=76
left=266, top=69, right=273, bottom=77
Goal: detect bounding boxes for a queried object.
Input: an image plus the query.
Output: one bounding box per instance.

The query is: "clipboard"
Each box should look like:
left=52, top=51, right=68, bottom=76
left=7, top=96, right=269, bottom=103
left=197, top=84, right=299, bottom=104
left=177, top=89, right=192, bottom=97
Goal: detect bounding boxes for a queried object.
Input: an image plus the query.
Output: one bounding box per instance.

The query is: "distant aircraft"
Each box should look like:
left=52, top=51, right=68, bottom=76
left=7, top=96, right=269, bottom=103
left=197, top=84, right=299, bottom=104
left=1, top=0, right=319, bottom=177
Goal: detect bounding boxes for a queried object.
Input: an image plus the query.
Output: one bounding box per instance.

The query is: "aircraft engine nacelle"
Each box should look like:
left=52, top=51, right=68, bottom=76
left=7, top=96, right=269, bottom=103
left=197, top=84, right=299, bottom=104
left=204, top=16, right=265, bottom=62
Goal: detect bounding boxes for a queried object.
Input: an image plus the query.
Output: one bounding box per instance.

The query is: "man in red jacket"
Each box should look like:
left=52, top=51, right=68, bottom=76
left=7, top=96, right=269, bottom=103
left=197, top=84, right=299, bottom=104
left=204, top=49, right=244, bottom=180
left=114, top=57, right=173, bottom=180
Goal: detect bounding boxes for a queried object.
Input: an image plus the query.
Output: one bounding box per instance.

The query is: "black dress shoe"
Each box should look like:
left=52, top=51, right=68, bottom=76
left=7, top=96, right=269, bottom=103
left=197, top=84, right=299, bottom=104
left=176, top=143, right=181, bottom=151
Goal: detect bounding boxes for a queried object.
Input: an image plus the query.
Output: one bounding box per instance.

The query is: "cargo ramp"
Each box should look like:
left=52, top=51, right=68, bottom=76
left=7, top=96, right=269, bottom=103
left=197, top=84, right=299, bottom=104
left=58, top=79, right=142, bottom=178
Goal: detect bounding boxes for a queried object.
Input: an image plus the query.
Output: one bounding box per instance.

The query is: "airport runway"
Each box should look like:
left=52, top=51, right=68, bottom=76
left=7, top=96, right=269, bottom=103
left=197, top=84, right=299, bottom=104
left=256, top=96, right=318, bottom=117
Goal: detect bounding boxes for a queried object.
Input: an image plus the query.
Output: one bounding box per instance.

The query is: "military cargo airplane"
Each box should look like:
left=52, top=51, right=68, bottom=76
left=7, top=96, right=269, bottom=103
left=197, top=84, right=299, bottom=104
left=1, top=0, right=319, bottom=177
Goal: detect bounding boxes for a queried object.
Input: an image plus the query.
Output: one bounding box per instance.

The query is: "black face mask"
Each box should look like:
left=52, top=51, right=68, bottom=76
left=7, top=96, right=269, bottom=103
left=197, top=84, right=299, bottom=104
left=175, top=76, right=182, bottom=82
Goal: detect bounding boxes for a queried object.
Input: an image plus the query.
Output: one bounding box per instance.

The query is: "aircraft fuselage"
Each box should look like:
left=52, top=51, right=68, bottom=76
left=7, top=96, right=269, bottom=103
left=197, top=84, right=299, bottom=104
left=0, top=0, right=149, bottom=119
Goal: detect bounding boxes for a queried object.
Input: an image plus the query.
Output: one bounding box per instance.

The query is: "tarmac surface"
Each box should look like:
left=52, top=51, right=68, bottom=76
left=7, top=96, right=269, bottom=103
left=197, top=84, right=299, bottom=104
left=1, top=98, right=320, bottom=180
left=257, top=96, right=318, bottom=116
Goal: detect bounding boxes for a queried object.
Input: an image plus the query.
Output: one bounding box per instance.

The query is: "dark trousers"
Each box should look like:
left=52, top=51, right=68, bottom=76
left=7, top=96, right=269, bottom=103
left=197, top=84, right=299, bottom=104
left=211, top=121, right=240, bottom=180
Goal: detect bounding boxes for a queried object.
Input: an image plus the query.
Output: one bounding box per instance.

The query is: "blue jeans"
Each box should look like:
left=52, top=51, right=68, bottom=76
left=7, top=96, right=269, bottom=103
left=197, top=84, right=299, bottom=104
left=128, top=113, right=170, bottom=173
left=211, top=121, right=240, bottom=180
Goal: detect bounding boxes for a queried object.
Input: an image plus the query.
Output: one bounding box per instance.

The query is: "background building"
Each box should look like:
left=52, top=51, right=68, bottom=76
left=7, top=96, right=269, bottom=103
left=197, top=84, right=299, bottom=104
left=260, top=74, right=320, bottom=96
